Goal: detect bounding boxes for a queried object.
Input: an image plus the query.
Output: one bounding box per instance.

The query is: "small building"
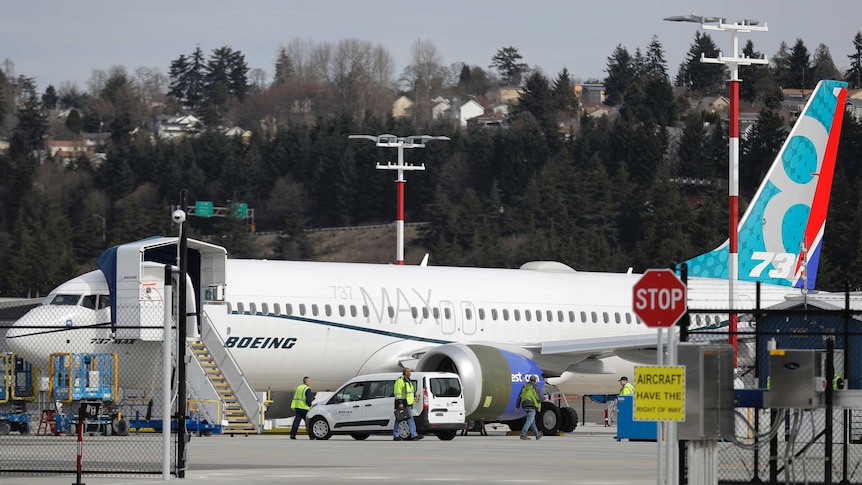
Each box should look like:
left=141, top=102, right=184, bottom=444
left=575, top=83, right=605, bottom=104
left=153, top=114, right=202, bottom=140
left=458, top=99, right=485, bottom=127
left=392, top=96, right=413, bottom=119
left=498, top=85, right=523, bottom=105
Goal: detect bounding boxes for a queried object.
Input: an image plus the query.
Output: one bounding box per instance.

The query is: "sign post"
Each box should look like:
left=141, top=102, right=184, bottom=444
left=632, top=269, right=687, bottom=485
left=632, top=269, right=687, bottom=328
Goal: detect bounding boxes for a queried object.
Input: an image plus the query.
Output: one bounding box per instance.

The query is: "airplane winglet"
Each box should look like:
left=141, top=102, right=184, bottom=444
left=420, top=253, right=429, bottom=267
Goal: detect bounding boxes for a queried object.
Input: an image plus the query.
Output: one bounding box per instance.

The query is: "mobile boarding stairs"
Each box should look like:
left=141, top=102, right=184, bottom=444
left=98, top=237, right=266, bottom=435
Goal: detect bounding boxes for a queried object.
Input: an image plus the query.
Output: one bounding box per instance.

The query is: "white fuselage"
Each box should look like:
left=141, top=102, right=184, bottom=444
left=6, top=259, right=805, bottom=396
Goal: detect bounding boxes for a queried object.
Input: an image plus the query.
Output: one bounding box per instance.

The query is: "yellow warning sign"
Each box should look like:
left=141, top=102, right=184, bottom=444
left=633, top=366, right=685, bottom=421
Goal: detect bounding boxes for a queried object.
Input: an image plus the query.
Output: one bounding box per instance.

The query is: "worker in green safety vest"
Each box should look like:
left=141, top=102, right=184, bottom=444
left=618, top=377, right=634, bottom=395
left=393, top=368, right=423, bottom=441
left=290, top=376, right=314, bottom=440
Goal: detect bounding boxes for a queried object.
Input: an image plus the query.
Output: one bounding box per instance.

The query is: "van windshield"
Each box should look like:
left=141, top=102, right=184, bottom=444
left=430, top=377, right=461, bottom=397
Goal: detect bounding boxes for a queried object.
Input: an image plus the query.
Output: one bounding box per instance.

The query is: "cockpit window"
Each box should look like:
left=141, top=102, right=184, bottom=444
left=98, top=295, right=110, bottom=309
left=81, top=295, right=97, bottom=309
left=51, top=294, right=81, bottom=306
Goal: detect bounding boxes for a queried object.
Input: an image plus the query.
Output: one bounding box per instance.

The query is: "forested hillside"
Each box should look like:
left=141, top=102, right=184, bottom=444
left=1, top=33, right=862, bottom=296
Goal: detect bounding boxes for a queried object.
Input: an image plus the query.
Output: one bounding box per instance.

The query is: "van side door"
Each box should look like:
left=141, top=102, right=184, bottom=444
left=329, top=381, right=366, bottom=429
left=362, top=380, right=397, bottom=428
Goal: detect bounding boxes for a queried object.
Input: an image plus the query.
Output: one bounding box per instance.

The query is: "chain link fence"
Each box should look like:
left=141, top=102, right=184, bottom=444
left=0, top=300, right=178, bottom=478
left=686, top=295, right=862, bottom=484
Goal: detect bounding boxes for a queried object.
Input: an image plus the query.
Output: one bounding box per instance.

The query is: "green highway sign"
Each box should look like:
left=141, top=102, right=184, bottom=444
left=232, top=202, right=248, bottom=218
left=195, top=201, right=213, bottom=217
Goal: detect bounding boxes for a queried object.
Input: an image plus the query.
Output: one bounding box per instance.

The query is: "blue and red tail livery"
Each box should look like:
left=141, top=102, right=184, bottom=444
left=686, top=80, right=848, bottom=289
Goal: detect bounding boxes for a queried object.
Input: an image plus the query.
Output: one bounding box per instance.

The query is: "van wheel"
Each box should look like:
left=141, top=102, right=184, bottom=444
left=560, top=407, right=578, bottom=432
left=397, top=420, right=411, bottom=439
left=309, top=417, right=332, bottom=440
left=435, top=430, right=457, bottom=440
left=538, top=402, right=560, bottom=435
left=350, top=433, right=370, bottom=440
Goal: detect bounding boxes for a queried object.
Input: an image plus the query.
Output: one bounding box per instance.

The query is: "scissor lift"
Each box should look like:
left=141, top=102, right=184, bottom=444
left=0, top=354, right=37, bottom=435
left=49, top=353, right=129, bottom=436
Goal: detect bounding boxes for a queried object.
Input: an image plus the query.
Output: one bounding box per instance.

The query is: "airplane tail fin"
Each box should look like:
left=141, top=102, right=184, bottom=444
left=685, top=80, right=848, bottom=289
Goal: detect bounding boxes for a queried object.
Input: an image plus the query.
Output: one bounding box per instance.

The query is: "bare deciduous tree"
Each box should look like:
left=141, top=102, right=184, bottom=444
left=401, top=39, right=445, bottom=128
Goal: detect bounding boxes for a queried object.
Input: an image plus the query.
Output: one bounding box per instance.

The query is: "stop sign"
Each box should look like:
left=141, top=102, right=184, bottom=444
left=632, top=269, right=687, bottom=328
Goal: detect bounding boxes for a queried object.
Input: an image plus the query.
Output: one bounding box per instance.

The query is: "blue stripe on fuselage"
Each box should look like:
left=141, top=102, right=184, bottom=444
left=229, top=311, right=454, bottom=345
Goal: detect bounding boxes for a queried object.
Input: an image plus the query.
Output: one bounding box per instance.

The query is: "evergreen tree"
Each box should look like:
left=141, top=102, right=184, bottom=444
left=490, top=46, right=529, bottom=85
left=620, top=75, right=675, bottom=127
left=846, top=32, right=862, bottom=89
left=676, top=32, right=725, bottom=95
left=741, top=108, right=785, bottom=197
left=168, top=46, right=207, bottom=109
left=65, top=109, right=83, bottom=135
left=551, top=68, right=578, bottom=116
left=604, top=45, right=635, bottom=106
left=677, top=113, right=707, bottom=178
left=739, top=40, right=777, bottom=105
left=273, top=47, right=296, bottom=86
left=812, top=43, right=841, bottom=83
left=644, top=35, right=668, bottom=79
left=772, top=41, right=791, bottom=88
left=788, top=39, right=812, bottom=90
left=517, top=71, right=559, bottom=149
left=0, top=70, right=6, bottom=125
left=41, top=85, right=58, bottom=110
left=14, top=78, right=47, bottom=150
left=632, top=47, right=646, bottom=77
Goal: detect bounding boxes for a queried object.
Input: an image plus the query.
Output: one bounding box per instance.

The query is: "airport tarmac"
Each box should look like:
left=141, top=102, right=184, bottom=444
left=0, top=424, right=659, bottom=484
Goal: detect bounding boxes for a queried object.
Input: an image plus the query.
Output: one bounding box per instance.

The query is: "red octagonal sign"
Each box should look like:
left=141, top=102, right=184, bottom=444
left=633, top=269, right=687, bottom=328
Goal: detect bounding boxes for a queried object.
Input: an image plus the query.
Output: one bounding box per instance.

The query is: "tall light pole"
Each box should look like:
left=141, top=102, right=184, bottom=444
left=664, top=15, right=768, bottom=368
left=349, top=134, right=450, bottom=265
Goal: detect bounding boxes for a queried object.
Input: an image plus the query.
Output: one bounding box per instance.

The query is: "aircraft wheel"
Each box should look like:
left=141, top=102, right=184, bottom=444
left=309, top=417, right=332, bottom=440
left=350, top=433, right=370, bottom=440
left=435, top=430, right=457, bottom=440
left=537, top=402, right=560, bottom=435
left=397, top=420, right=412, bottom=439
left=560, top=407, right=578, bottom=432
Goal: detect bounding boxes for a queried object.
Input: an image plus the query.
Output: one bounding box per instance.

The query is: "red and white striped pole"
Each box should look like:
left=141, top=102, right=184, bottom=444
left=396, top=145, right=406, bottom=265
left=728, top=69, right=740, bottom=368
left=349, top=135, right=449, bottom=265
left=697, top=17, right=768, bottom=368
left=74, top=405, right=86, bottom=485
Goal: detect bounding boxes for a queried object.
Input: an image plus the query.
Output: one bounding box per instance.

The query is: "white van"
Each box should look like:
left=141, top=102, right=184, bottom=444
left=306, top=372, right=465, bottom=440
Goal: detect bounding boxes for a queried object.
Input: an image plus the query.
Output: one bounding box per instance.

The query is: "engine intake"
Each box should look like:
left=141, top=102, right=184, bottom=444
left=416, top=343, right=543, bottom=421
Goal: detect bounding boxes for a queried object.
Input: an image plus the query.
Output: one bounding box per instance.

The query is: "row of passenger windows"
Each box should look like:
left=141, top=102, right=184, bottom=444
left=227, top=301, right=651, bottom=325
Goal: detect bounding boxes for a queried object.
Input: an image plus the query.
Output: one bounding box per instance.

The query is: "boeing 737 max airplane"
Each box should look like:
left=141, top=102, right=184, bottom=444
left=5, top=80, right=849, bottom=430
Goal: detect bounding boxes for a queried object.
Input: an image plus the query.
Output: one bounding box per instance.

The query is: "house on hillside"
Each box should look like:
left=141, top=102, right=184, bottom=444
left=848, top=98, right=862, bottom=122
left=498, top=85, right=523, bottom=105
left=458, top=99, right=485, bottom=127
left=392, top=96, right=413, bottom=119
left=431, top=97, right=452, bottom=121
left=575, top=83, right=605, bottom=104
left=45, top=139, right=91, bottom=164
left=694, top=96, right=729, bottom=114
left=223, top=126, right=252, bottom=144
left=153, top=114, right=202, bottom=140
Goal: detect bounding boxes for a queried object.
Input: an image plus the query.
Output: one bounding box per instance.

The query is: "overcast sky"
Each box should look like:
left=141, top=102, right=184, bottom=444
left=3, top=0, right=860, bottom=93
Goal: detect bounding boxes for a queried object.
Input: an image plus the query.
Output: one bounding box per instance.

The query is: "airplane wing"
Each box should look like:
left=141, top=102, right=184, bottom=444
left=523, top=333, right=659, bottom=355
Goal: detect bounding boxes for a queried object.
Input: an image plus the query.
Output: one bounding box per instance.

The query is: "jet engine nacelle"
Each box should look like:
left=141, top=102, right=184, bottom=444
left=416, top=343, right=543, bottom=421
